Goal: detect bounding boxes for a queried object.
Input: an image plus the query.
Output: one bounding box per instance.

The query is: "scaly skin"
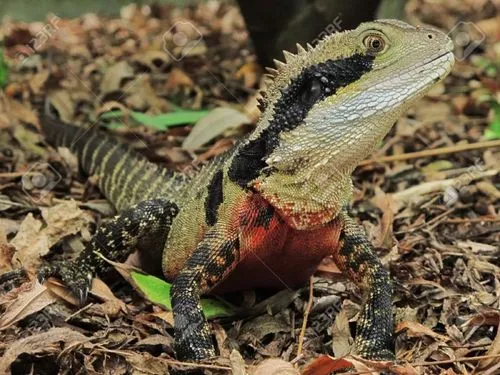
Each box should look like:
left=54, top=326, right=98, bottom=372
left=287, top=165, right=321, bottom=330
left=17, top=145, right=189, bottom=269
left=38, top=19, right=455, bottom=362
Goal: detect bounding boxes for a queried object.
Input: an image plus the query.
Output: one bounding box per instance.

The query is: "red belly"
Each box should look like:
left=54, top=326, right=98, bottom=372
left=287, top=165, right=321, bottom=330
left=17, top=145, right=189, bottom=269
left=214, top=194, right=342, bottom=293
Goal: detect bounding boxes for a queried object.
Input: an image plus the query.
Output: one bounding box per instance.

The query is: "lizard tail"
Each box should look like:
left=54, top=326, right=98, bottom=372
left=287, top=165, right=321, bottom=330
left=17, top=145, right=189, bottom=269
left=40, top=114, right=181, bottom=210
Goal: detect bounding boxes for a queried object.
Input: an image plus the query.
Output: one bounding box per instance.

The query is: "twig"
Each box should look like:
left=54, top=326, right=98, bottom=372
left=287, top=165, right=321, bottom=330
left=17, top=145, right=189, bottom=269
left=445, top=216, right=500, bottom=223
left=332, top=353, right=500, bottom=375
left=65, top=303, right=94, bottom=322
left=0, top=172, right=39, bottom=178
left=359, top=139, right=500, bottom=166
left=392, top=169, right=498, bottom=207
left=95, top=347, right=233, bottom=371
left=296, top=276, right=314, bottom=358
left=412, top=353, right=500, bottom=367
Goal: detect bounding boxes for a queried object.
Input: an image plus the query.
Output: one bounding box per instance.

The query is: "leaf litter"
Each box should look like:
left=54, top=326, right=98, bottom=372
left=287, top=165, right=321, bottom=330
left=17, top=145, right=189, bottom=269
left=0, top=0, right=499, bottom=374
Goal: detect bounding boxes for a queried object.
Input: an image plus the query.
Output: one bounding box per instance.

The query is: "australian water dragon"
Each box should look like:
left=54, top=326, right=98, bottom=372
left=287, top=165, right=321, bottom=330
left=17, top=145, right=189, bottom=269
left=37, top=19, right=455, bottom=361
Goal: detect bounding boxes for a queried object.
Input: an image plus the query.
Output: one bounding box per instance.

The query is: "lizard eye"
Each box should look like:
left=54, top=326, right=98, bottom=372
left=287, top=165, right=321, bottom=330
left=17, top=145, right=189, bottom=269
left=300, top=78, right=323, bottom=106
left=363, top=34, right=386, bottom=55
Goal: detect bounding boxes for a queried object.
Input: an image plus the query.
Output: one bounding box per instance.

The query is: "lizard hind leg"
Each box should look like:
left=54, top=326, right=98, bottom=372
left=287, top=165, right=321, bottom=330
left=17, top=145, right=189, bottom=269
left=38, top=198, right=179, bottom=304
left=333, top=209, right=395, bottom=361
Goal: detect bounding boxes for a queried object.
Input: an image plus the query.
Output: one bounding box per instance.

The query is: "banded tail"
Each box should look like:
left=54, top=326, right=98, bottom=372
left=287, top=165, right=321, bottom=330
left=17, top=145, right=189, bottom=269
left=40, top=115, right=185, bottom=211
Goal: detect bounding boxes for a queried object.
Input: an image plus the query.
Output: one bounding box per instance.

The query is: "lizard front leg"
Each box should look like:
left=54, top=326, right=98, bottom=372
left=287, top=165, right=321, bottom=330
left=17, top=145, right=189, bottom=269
left=333, top=209, right=394, bottom=360
left=38, top=198, right=179, bottom=303
left=171, top=224, right=239, bottom=361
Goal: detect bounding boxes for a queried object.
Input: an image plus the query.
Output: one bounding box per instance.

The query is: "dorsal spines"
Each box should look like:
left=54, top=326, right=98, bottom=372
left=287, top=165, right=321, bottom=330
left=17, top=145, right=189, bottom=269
left=257, top=42, right=309, bottom=111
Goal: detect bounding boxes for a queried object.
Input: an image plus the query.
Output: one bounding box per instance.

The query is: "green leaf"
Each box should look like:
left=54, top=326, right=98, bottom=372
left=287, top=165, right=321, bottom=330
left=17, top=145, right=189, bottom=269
left=130, top=271, right=235, bottom=319
left=0, top=48, right=9, bottom=88
left=130, top=110, right=210, bottom=130
left=131, top=271, right=173, bottom=310
left=485, top=102, right=500, bottom=140
left=100, top=109, right=210, bottom=130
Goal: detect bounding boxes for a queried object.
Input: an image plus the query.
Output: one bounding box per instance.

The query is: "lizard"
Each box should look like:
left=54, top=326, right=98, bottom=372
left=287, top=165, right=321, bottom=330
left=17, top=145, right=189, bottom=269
left=37, top=19, right=455, bottom=362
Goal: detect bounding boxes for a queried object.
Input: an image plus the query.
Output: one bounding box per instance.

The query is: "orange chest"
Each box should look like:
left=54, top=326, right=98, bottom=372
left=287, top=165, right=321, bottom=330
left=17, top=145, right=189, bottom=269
left=214, top=194, right=342, bottom=293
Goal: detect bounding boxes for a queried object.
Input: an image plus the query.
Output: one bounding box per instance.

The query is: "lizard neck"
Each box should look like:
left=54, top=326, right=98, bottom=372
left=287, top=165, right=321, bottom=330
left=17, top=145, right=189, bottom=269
left=252, top=112, right=398, bottom=230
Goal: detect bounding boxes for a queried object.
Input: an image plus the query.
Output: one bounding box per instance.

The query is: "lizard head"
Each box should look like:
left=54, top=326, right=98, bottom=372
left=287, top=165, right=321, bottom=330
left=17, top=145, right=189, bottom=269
left=228, top=19, right=455, bottom=228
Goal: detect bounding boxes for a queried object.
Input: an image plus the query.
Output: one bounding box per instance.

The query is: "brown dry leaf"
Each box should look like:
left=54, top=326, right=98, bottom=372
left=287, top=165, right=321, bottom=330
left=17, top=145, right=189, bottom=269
left=100, top=60, right=134, bottom=95
left=96, top=100, right=129, bottom=117
left=0, top=242, right=16, bottom=273
left=44, top=277, right=80, bottom=305
left=396, top=321, right=450, bottom=342
left=0, top=195, right=18, bottom=212
left=88, top=299, right=125, bottom=318
left=238, top=314, right=289, bottom=343
left=28, top=70, right=50, bottom=95
left=151, top=310, right=174, bottom=326
left=125, top=75, right=171, bottom=113
left=120, top=351, right=169, bottom=374
left=476, top=16, right=500, bottom=40
left=47, top=89, right=75, bottom=122
left=370, top=187, right=397, bottom=248
left=0, top=219, right=18, bottom=272
left=331, top=308, right=353, bottom=357
left=11, top=200, right=94, bottom=270
left=235, top=62, right=262, bottom=89
left=463, top=311, right=500, bottom=327
left=182, top=107, right=250, bottom=150
left=230, top=349, right=247, bottom=375
left=475, top=325, right=500, bottom=372
left=0, top=93, right=39, bottom=128
left=13, top=125, right=46, bottom=156
left=413, top=99, right=451, bottom=123
left=316, top=256, right=342, bottom=276
left=214, top=322, right=231, bottom=358
left=250, top=358, right=298, bottom=375
left=136, top=334, right=173, bottom=349
left=165, top=68, right=194, bottom=90
left=476, top=181, right=500, bottom=199
left=45, top=277, right=126, bottom=314
left=0, top=327, right=88, bottom=374
left=132, top=50, right=170, bottom=72
left=57, top=146, right=79, bottom=172
left=301, top=356, right=356, bottom=375
left=197, top=138, right=235, bottom=162
left=0, top=281, right=57, bottom=330
left=89, top=277, right=124, bottom=304
left=350, top=356, right=418, bottom=375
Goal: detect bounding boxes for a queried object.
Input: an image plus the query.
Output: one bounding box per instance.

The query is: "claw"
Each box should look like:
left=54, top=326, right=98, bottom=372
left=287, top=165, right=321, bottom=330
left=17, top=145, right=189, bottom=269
left=37, top=266, right=53, bottom=284
left=76, top=287, right=89, bottom=306
left=37, top=261, right=94, bottom=305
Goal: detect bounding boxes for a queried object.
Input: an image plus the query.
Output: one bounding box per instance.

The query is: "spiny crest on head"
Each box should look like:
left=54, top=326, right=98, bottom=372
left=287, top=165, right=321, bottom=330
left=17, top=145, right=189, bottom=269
left=256, top=42, right=312, bottom=111
left=254, top=28, right=352, bottom=115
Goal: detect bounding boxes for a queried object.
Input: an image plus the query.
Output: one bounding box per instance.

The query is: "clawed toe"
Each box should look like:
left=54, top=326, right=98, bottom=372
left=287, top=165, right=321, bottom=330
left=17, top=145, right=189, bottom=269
left=37, top=261, right=93, bottom=305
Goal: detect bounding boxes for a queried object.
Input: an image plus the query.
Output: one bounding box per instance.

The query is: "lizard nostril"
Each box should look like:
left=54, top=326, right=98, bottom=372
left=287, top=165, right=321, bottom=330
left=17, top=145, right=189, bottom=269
left=427, top=34, right=434, bottom=39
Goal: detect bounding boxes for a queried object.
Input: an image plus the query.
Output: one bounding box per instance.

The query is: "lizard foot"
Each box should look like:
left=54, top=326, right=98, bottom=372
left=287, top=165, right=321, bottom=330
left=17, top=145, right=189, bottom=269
left=38, top=261, right=93, bottom=305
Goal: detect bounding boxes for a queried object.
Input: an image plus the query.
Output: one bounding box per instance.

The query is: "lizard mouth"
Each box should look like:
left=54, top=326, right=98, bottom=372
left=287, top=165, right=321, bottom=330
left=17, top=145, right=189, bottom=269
left=418, top=49, right=455, bottom=71
left=427, top=50, right=454, bottom=64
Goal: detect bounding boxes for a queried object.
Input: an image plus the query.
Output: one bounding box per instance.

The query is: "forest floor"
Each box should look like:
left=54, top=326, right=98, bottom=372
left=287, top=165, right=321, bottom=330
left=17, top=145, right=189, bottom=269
left=0, top=1, right=499, bottom=374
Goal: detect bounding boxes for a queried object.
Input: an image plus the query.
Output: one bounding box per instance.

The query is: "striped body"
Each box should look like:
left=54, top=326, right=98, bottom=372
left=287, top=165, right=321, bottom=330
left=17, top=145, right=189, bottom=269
left=43, top=116, right=188, bottom=210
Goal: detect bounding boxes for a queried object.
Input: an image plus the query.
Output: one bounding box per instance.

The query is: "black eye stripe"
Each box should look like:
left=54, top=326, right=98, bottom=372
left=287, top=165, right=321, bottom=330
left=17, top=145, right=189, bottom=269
left=228, top=53, right=375, bottom=187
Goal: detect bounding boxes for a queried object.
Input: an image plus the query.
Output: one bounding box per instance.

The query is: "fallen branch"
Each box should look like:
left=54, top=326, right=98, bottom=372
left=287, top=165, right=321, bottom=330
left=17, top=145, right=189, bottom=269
left=392, top=169, right=498, bottom=210
left=360, top=139, right=500, bottom=166
left=296, top=276, right=314, bottom=359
